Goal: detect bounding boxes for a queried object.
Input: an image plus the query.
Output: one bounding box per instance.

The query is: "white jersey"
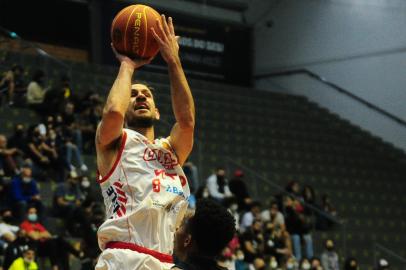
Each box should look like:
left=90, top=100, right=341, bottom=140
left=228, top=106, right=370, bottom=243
left=96, top=128, right=190, bottom=255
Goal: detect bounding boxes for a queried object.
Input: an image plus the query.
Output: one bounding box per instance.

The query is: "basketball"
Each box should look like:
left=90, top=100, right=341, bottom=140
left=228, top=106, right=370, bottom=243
left=111, top=4, right=161, bottom=59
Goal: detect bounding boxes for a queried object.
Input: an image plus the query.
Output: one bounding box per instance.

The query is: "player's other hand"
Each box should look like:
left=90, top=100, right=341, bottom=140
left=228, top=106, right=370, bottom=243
left=151, top=15, right=180, bottom=66
left=111, top=43, right=153, bottom=70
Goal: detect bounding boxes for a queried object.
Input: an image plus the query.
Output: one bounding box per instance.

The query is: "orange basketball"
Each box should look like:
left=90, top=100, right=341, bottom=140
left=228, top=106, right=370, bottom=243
left=111, top=4, right=161, bottom=59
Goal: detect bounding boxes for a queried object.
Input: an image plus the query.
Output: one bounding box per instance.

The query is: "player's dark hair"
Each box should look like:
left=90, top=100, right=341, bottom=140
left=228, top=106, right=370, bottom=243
left=188, top=199, right=235, bottom=257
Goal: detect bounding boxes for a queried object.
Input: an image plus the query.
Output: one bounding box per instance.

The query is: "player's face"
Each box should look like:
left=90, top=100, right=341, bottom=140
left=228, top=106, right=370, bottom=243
left=173, top=213, right=193, bottom=260
left=125, top=84, right=160, bottom=128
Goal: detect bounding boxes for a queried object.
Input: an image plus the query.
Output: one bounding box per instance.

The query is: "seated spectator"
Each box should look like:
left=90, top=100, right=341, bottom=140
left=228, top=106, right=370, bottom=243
left=240, top=219, right=264, bottom=264
left=0, top=177, right=12, bottom=210
left=0, top=210, right=19, bottom=249
left=321, top=239, right=339, bottom=270
left=20, top=206, right=82, bottom=270
left=261, top=201, right=286, bottom=232
left=310, top=257, right=323, bottom=270
left=0, top=134, right=24, bottom=176
left=206, top=167, right=233, bottom=204
left=42, top=74, right=72, bottom=115
left=234, top=249, right=249, bottom=270
left=10, top=165, right=43, bottom=221
left=253, top=257, right=266, bottom=270
left=8, top=245, right=38, bottom=270
left=8, top=124, right=28, bottom=156
left=264, top=224, right=292, bottom=267
left=299, top=258, right=311, bottom=270
left=286, top=180, right=302, bottom=199
left=240, top=201, right=261, bottom=232
left=0, top=64, right=24, bottom=106
left=2, top=229, right=32, bottom=269
left=53, top=170, right=85, bottom=235
left=172, top=199, right=235, bottom=270
left=26, top=70, right=49, bottom=109
left=229, top=169, right=252, bottom=211
left=344, top=257, right=359, bottom=270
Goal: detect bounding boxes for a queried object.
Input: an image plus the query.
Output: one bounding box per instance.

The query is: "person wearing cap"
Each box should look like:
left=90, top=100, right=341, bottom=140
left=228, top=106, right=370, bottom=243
left=229, top=169, right=252, bottom=211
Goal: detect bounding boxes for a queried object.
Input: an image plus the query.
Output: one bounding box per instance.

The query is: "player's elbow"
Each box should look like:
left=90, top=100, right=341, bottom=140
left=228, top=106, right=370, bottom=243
left=103, top=105, right=126, bottom=119
left=178, top=118, right=195, bottom=131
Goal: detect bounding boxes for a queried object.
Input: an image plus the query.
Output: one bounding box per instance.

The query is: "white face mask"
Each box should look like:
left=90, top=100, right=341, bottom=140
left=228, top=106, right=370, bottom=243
left=22, top=177, right=31, bottom=183
left=237, top=254, right=244, bottom=261
left=270, top=260, right=278, bottom=268
left=230, top=204, right=238, bottom=211
left=24, top=258, right=33, bottom=264
left=81, top=179, right=90, bottom=188
left=287, top=263, right=295, bottom=270
left=302, top=262, right=311, bottom=270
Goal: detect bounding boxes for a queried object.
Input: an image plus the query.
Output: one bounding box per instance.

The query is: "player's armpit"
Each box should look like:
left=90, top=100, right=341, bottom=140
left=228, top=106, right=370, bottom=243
left=168, top=123, right=194, bottom=166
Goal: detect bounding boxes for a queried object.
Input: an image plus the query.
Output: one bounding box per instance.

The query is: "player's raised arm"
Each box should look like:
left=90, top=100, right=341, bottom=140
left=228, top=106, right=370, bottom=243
left=151, top=15, right=195, bottom=165
left=96, top=45, right=152, bottom=148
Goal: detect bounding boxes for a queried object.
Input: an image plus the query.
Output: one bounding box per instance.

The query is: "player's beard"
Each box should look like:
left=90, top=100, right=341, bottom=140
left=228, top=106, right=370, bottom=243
left=127, top=115, right=156, bottom=129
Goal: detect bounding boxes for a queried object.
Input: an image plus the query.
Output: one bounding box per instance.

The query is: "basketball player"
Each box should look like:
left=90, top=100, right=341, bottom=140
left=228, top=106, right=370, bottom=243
left=172, top=199, right=236, bottom=270
left=95, top=15, right=195, bottom=270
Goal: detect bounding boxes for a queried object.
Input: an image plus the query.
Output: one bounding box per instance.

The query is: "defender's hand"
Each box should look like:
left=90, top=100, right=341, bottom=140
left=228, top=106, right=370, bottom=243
left=111, top=43, right=153, bottom=70
left=151, top=15, right=180, bottom=65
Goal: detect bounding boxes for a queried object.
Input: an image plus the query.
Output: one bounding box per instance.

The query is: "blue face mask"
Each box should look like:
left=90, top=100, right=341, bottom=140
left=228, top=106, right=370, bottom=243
left=28, top=213, right=38, bottom=222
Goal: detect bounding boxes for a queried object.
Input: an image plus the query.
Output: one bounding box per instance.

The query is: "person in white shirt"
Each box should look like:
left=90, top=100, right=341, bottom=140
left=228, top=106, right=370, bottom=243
left=260, top=201, right=285, bottom=232
left=206, top=167, right=232, bottom=204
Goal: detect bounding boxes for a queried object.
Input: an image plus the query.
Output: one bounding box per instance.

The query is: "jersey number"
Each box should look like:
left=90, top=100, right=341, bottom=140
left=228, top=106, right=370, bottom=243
left=152, top=179, right=160, bottom=192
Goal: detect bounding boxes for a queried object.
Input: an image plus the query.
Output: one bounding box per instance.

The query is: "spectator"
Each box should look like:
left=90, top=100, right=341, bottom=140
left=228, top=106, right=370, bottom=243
left=43, top=74, right=71, bottom=115
left=375, top=258, right=389, bottom=270
left=26, top=70, right=49, bottom=108
left=0, top=209, right=19, bottom=248
left=286, top=181, right=302, bottom=198
left=0, top=134, right=23, bottom=176
left=240, top=219, right=264, bottom=263
left=53, top=170, right=84, bottom=235
left=299, top=258, right=311, bottom=270
left=172, top=199, right=235, bottom=270
left=183, top=161, right=199, bottom=195
left=206, top=167, right=232, bottom=204
left=0, top=177, right=12, bottom=211
left=8, top=124, right=28, bottom=155
left=229, top=169, right=252, bottom=211
left=20, top=206, right=82, bottom=270
left=2, top=229, right=32, bottom=269
left=253, top=257, right=266, bottom=270
left=61, top=103, right=88, bottom=172
left=261, top=201, right=286, bottom=232
left=264, top=224, right=292, bottom=267
left=284, top=195, right=313, bottom=260
left=10, top=165, right=43, bottom=221
left=317, top=195, right=337, bottom=230
left=234, top=249, right=249, bottom=270
left=344, top=257, right=359, bottom=270
left=240, top=201, right=261, bottom=232
left=310, top=257, right=323, bottom=270
left=321, top=239, right=339, bottom=270
left=8, top=245, right=38, bottom=270
left=0, top=64, right=24, bottom=106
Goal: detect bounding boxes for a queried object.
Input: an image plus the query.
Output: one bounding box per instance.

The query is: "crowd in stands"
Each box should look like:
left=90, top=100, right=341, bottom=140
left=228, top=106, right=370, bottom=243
left=1, top=64, right=104, bottom=269
left=0, top=64, right=392, bottom=270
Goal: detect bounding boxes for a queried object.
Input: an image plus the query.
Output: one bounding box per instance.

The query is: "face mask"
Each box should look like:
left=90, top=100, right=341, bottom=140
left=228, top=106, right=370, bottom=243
left=22, top=177, right=31, bottom=183
left=270, top=260, right=278, bottom=269
left=28, top=213, right=38, bottom=222
left=237, top=254, right=244, bottom=261
left=81, top=179, right=90, bottom=188
left=24, top=258, right=33, bottom=264
left=230, top=204, right=238, bottom=211
left=302, top=262, right=311, bottom=270
left=287, top=263, right=295, bottom=270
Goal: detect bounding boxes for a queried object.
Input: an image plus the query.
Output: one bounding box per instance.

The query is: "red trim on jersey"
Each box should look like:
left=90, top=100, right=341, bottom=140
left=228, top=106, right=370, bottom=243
left=97, top=131, right=128, bottom=184
left=105, top=241, right=174, bottom=263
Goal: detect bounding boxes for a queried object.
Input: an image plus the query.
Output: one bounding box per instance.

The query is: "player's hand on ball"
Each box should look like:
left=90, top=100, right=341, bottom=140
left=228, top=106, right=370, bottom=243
left=151, top=15, right=180, bottom=65
left=111, top=43, right=153, bottom=70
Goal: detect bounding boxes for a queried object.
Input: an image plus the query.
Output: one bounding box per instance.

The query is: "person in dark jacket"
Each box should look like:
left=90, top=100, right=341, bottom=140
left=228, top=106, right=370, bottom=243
left=172, top=199, right=236, bottom=270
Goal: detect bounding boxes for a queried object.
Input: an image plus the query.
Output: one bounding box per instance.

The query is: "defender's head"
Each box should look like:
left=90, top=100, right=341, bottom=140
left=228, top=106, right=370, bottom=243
left=173, top=199, right=236, bottom=260
left=125, top=83, right=160, bottom=129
